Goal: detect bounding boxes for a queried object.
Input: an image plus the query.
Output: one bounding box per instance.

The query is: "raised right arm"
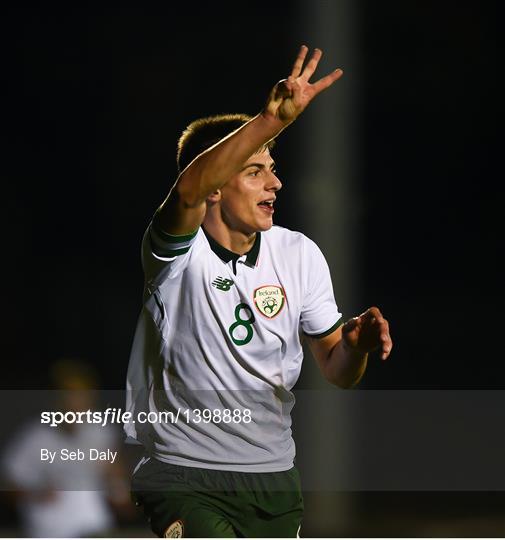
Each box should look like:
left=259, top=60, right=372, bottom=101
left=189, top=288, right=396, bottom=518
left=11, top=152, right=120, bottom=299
left=155, top=45, right=343, bottom=236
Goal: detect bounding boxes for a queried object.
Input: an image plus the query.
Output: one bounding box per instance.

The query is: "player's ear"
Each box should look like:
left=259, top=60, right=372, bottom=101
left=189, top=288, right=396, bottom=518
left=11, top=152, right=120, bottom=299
left=207, top=189, right=222, bottom=203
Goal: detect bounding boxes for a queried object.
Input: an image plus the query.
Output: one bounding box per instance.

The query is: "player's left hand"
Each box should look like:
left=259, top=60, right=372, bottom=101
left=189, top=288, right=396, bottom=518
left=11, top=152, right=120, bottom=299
left=342, top=307, right=392, bottom=361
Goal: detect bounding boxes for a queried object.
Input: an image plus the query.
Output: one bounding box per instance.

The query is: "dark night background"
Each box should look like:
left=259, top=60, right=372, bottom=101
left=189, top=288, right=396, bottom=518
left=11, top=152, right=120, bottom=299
left=2, top=3, right=503, bottom=390
left=1, top=2, right=503, bottom=537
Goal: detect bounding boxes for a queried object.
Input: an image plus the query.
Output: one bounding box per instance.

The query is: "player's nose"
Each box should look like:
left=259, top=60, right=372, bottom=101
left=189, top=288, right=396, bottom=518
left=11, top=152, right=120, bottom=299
left=267, top=171, right=282, bottom=192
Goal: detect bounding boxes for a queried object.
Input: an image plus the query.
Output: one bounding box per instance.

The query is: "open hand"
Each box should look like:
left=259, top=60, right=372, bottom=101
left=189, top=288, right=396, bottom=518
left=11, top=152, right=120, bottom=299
left=263, top=45, right=343, bottom=125
left=342, top=307, right=393, bottom=361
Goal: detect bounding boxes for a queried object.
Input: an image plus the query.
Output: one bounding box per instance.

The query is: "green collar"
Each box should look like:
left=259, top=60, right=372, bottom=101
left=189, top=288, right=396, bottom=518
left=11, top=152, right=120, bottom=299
left=202, top=227, right=261, bottom=268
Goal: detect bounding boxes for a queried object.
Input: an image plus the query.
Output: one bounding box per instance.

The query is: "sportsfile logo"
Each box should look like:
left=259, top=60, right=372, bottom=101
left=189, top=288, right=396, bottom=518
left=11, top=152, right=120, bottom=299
left=212, top=276, right=234, bottom=291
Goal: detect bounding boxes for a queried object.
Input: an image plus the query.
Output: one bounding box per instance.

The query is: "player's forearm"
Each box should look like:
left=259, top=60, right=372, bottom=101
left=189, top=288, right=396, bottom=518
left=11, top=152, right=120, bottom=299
left=176, top=112, right=286, bottom=206
left=325, top=340, right=368, bottom=389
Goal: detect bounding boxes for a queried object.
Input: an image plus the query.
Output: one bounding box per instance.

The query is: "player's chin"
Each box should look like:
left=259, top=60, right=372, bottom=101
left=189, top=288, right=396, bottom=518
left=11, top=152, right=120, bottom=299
left=253, top=209, right=275, bottom=231
left=255, top=217, right=274, bottom=232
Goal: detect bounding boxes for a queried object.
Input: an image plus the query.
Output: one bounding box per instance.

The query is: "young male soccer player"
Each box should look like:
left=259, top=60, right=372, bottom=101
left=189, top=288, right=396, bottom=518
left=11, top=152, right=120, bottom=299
left=126, top=45, right=392, bottom=537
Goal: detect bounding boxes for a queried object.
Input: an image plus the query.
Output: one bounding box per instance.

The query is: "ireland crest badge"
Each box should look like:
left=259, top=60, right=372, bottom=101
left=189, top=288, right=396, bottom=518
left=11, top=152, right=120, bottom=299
left=253, top=285, right=286, bottom=318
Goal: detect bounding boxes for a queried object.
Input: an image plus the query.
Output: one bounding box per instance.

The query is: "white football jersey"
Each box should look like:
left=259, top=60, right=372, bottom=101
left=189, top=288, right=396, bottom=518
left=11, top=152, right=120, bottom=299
left=125, top=220, right=342, bottom=472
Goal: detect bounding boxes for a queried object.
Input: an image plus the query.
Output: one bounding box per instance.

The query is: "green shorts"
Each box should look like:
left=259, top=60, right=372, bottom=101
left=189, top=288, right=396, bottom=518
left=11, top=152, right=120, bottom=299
left=131, top=457, right=304, bottom=538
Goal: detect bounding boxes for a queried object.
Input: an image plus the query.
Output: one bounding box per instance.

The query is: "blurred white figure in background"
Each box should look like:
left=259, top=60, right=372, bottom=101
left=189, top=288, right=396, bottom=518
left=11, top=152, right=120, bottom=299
left=1, top=359, right=130, bottom=538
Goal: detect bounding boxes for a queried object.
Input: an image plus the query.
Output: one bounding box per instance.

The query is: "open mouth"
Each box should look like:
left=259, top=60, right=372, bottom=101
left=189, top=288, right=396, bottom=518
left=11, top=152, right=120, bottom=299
left=257, top=199, right=275, bottom=213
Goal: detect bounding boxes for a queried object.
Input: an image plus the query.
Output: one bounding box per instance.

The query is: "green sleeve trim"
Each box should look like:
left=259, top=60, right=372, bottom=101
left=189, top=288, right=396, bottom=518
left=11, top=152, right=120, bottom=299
left=153, top=225, right=199, bottom=243
left=304, top=318, right=343, bottom=339
left=154, top=245, right=191, bottom=258
left=152, top=213, right=199, bottom=242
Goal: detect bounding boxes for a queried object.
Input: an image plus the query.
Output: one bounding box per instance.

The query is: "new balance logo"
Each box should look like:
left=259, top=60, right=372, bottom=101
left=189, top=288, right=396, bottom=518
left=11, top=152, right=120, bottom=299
left=212, top=276, right=234, bottom=291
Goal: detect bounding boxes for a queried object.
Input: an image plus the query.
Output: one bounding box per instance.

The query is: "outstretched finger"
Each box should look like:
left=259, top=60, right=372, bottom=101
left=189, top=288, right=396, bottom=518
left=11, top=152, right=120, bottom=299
left=381, top=335, right=393, bottom=361
left=300, top=48, right=323, bottom=80
left=290, top=45, right=308, bottom=78
left=311, top=68, right=344, bottom=95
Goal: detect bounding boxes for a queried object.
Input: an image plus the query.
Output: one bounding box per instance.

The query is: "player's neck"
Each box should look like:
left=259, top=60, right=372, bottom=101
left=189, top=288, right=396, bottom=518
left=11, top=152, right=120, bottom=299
left=202, top=218, right=256, bottom=256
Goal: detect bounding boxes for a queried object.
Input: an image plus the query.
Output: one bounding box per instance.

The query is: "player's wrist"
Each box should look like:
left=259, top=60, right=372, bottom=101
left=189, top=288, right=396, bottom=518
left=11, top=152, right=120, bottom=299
left=341, top=337, right=369, bottom=361
left=259, top=109, right=292, bottom=131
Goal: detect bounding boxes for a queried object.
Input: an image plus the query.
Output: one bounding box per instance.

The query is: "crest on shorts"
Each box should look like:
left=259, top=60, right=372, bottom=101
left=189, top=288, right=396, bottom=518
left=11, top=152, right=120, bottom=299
left=253, top=285, right=286, bottom=318
left=164, top=519, right=184, bottom=538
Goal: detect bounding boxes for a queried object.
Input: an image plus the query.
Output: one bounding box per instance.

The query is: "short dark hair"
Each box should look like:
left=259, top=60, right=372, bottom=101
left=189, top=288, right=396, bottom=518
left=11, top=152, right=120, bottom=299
left=176, top=113, right=275, bottom=173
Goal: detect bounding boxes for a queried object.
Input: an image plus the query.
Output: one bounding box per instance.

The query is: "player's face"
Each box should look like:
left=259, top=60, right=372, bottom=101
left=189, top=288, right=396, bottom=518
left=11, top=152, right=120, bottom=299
left=219, top=149, right=282, bottom=234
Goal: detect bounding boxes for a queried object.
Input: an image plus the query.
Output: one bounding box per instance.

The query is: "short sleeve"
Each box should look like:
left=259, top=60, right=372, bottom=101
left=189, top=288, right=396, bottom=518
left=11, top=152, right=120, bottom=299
left=141, top=214, right=202, bottom=288
left=300, top=236, right=343, bottom=338
left=149, top=214, right=199, bottom=258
